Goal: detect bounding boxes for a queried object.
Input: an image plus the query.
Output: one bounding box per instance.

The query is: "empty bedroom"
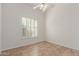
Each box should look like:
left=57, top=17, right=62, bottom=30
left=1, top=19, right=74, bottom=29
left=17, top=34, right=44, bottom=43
left=0, top=3, right=79, bottom=56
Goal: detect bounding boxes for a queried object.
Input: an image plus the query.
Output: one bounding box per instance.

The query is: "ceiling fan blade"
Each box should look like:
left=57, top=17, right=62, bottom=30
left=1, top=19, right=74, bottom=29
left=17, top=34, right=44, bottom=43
left=33, top=4, right=41, bottom=9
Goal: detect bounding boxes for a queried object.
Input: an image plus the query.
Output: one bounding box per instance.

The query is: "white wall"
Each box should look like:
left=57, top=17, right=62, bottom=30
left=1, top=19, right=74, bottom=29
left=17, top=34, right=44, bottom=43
left=0, top=4, right=2, bottom=53
left=46, top=4, right=79, bottom=50
left=2, top=3, right=45, bottom=50
left=2, top=3, right=79, bottom=51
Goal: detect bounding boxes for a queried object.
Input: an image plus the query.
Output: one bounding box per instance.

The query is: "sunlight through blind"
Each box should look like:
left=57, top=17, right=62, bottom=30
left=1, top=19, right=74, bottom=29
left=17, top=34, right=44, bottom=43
left=22, top=17, right=38, bottom=39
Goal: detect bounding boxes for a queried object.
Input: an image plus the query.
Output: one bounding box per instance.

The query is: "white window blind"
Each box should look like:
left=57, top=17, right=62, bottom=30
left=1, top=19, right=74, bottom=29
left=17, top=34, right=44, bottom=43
left=22, top=17, right=38, bottom=39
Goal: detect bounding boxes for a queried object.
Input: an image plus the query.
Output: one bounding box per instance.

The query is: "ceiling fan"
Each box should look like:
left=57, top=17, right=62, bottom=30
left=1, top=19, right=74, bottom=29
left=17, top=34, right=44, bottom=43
left=33, top=3, right=48, bottom=12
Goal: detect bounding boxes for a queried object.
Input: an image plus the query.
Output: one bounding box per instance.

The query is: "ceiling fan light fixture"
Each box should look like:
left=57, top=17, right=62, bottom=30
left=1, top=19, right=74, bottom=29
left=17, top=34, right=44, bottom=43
left=42, top=4, right=48, bottom=12
left=33, top=3, right=48, bottom=12
left=40, top=4, right=44, bottom=9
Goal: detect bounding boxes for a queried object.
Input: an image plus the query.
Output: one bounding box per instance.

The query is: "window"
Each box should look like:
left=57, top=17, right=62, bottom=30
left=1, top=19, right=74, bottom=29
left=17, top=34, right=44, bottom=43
left=22, top=17, right=38, bottom=38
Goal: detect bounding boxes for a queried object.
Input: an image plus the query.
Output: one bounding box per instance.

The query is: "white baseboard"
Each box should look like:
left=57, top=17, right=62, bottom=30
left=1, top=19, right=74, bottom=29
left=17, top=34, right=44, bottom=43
left=2, top=40, right=45, bottom=51
left=46, top=40, right=79, bottom=51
